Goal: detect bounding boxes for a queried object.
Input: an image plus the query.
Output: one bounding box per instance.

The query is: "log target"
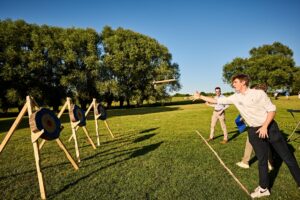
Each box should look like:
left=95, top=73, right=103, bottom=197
left=29, top=108, right=61, bottom=140
left=95, top=104, right=107, bottom=120
left=70, top=104, right=86, bottom=126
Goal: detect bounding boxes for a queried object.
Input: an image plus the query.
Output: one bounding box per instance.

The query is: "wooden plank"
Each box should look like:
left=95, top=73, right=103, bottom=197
left=82, top=126, right=96, bottom=150
left=0, top=102, right=28, bottom=153
left=56, top=138, right=79, bottom=170
left=104, top=120, right=115, bottom=138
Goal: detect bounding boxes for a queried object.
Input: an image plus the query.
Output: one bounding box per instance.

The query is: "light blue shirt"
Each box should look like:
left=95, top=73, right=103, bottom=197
left=210, top=94, right=229, bottom=111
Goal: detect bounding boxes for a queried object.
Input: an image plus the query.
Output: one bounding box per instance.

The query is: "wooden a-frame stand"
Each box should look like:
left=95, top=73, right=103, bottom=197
left=41, top=97, right=96, bottom=163
left=83, top=98, right=114, bottom=146
left=0, top=96, right=79, bottom=200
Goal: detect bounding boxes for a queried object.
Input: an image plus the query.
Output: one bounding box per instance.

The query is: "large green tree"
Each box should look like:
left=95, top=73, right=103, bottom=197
left=60, top=28, right=101, bottom=109
left=29, top=24, right=66, bottom=111
left=100, top=26, right=180, bottom=107
left=0, top=20, right=181, bottom=111
left=0, top=19, right=33, bottom=111
left=223, top=42, right=298, bottom=92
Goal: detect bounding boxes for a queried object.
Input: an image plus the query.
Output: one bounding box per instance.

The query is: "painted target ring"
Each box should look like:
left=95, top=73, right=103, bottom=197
left=96, top=104, right=107, bottom=120
left=70, top=104, right=86, bottom=126
left=29, top=108, right=61, bottom=140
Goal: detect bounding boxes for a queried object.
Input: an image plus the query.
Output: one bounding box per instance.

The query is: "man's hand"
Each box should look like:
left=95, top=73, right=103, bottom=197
left=191, top=91, right=201, bottom=101
left=256, top=126, right=269, bottom=138
left=189, top=91, right=200, bottom=101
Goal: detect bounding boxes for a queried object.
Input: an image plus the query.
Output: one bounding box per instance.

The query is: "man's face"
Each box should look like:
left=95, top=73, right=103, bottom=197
left=215, top=89, right=221, bottom=96
left=232, top=79, right=245, bottom=92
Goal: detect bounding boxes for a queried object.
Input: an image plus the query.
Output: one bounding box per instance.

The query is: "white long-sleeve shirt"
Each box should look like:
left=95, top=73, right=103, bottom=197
left=217, top=88, right=276, bottom=127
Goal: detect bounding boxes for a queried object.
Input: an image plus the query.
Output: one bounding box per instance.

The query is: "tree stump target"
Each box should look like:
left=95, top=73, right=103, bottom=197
left=95, top=104, right=107, bottom=120
left=29, top=108, right=61, bottom=140
left=69, top=104, right=86, bottom=126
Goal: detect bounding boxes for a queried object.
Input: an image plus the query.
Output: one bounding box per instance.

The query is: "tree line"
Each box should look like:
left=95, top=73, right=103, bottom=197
left=0, top=19, right=181, bottom=112
left=222, top=42, right=300, bottom=94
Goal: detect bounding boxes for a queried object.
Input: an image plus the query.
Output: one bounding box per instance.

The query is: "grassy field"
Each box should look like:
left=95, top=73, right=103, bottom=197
left=0, top=96, right=300, bottom=199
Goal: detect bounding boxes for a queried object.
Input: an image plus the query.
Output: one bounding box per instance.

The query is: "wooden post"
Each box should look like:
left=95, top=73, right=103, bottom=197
left=104, top=120, right=114, bottom=139
left=92, top=99, right=101, bottom=146
left=56, top=138, right=79, bottom=170
left=82, top=126, right=96, bottom=149
left=27, top=96, right=47, bottom=200
left=0, top=102, right=28, bottom=153
left=67, top=98, right=81, bottom=163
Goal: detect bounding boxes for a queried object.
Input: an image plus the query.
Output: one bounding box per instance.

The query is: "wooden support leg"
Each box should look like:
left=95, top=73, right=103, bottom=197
left=104, top=120, right=115, bottom=138
left=287, top=121, right=300, bottom=141
left=0, top=103, right=28, bottom=153
left=95, top=119, right=100, bottom=146
left=32, top=141, right=46, bottom=200
left=56, top=138, right=79, bottom=170
left=68, top=134, right=74, bottom=142
left=82, top=126, right=96, bottom=149
left=71, top=127, right=80, bottom=163
left=39, top=139, right=46, bottom=150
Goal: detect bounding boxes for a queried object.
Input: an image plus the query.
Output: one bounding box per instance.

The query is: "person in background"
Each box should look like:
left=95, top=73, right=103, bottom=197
left=274, top=92, right=278, bottom=100
left=285, top=90, right=290, bottom=100
left=206, top=87, right=229, bottom=144
left=193, top=74, right=300, bottom=198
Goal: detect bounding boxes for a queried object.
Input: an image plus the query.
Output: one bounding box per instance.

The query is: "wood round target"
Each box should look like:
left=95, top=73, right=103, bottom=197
left=29, top=108, right=61, bottom=140
left=69, top=104, right=86, bottom=126
left=96, top=104, right=107, bottom=120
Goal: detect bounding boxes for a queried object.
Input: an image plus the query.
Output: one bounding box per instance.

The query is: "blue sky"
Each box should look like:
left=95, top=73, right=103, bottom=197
left=1, top=0, right=300, bottom=94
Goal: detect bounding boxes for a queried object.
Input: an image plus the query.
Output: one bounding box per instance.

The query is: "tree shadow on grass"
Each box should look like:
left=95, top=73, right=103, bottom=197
left=0, top=116, right=31, bottom=134
left=47, top=141, right=164, bottom=199
left=139, top=127, right=159, bottom=134
left=227, top=130, right=243, bottom=142
left=130, top=142, right=162, bottom=158
left=133, top=133, right=156, bottom=143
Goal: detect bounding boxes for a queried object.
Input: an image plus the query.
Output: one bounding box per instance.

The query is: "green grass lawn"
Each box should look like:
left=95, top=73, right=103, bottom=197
left=0, top=96, right=300, bottom=199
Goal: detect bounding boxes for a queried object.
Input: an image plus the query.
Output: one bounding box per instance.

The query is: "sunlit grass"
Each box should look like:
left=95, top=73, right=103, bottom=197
left=0, top=96, right=299, bottom=199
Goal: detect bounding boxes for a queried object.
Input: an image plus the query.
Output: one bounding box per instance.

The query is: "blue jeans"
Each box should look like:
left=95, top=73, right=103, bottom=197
left=248, top=120, right=300, bottom=188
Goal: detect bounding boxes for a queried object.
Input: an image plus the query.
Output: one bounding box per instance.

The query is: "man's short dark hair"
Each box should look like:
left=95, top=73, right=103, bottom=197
left=215, top=87, right=221, bottom=90
left=231, top=74, right=250, bottom=86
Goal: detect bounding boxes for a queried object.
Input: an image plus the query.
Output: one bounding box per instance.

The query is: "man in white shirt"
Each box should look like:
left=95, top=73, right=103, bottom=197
left=193, top=74, right=300, bottom=198
left=206, top=87, right=229, bottom=144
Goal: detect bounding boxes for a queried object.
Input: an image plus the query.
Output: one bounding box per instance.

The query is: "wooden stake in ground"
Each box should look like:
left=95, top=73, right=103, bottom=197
left=195, top=130, right=250, bottom=197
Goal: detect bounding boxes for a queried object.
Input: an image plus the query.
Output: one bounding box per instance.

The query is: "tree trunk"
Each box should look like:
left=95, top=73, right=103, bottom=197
left=126, top=99, right=131, bottom=108
left=107, top=100, right=113, bottom=109
left=119, top=100, right=124, bottom=108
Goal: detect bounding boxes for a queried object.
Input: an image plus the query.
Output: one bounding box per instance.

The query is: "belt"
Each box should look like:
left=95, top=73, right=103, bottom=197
left=214, top=109, right=223, bottom=112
